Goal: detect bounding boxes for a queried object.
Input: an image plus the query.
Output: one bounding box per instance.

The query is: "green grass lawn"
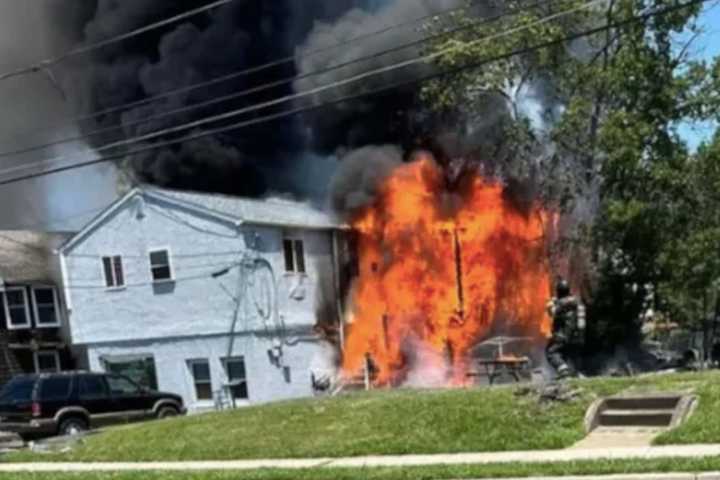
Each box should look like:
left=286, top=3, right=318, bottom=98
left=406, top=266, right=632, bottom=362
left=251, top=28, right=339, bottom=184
left=5, top=371, right=720, bottom=463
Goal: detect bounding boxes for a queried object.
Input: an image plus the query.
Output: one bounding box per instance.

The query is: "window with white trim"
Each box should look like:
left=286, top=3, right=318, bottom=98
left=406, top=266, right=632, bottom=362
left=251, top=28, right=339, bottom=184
left=2, top=287, right=31, bottom=329
left=222, top=357, right=249, bottom=400
left=187, top=359, right=212, bottom=401
left=283, top=238, right=306, bottom=274
left=32, top=287, right=61, bottom=328
left=34, top=350, right=60, bottom=373
left=149, top=249, right=173, bottom=282
left=102, top=256, right=125, bottom=288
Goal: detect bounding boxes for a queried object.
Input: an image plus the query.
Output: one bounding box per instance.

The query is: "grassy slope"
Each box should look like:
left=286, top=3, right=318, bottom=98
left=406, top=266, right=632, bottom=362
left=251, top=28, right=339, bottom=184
left=6, top=371, right=720, bottom=463
left=656, top=372, right=720, bottom=445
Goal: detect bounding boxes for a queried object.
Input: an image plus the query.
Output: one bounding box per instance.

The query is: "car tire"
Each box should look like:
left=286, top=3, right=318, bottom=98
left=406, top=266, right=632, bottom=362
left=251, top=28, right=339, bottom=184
left=157, top=406, right=179, bottom=420
left=58, top=416, right=89, bottom=436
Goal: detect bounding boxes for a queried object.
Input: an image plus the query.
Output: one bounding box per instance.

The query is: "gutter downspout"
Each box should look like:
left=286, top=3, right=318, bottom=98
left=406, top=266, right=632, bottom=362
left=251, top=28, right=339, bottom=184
left=58, top=250, right=73, bottom=313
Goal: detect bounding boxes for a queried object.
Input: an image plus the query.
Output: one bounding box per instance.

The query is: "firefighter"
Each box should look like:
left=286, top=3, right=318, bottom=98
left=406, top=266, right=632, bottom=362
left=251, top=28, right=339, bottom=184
left=546, top=278, right=586, bottom=379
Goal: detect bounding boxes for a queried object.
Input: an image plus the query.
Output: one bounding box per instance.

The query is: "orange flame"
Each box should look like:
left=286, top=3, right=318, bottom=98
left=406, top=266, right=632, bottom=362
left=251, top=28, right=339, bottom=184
left=342, top=155, right=553, bottom=386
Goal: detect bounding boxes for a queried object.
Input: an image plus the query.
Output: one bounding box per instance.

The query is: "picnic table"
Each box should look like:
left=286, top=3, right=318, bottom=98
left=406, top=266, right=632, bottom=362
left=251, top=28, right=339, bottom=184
left=466, top=336, right=533, bottom=384
left=467, top=355, right=531, bottom=384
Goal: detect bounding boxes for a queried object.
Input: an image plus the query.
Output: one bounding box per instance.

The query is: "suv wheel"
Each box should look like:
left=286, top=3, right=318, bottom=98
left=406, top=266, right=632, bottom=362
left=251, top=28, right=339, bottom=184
left=157, top=406, right=179, bottom=419
left=58, top=417, right=88, bottom=436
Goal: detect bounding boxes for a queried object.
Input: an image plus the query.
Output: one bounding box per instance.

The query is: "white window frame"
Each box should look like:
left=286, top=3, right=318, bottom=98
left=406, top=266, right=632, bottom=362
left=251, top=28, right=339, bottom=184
left=222, top=356, right=249, bottom=401
left=34, top=350, right=61, bottom=374
left=31, top=286, right=62, bottom=328
left=101, top=255, right=125, bottom=290
left=282, top=236, right=306, bottom=275
left=187, top=359, right=213, bottom=403
left=2, top=287, right=31, bottom=330
left=148, top=247, right=174, bottom=283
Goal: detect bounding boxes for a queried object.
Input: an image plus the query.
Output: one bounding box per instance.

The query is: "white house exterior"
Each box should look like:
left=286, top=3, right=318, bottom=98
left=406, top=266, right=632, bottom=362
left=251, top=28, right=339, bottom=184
left=58, top=187, right=343, bottom=411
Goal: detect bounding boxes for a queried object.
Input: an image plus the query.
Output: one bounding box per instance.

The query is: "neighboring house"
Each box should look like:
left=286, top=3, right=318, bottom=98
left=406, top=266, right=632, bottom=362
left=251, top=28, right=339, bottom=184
left=58, top=187, right=344, bottom=411
left=0, top=231, right=74, bottom=385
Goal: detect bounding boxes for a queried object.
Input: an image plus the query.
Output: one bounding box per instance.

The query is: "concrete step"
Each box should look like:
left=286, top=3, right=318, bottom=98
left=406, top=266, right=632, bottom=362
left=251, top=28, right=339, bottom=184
left=599, top=408, right=675, bottom=427
left=604, top=396, right=681, bottom=411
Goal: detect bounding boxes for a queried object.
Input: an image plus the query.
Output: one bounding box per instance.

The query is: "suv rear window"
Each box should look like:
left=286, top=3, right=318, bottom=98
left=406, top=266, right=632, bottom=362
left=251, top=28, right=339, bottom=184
left=0, top=377, right=36, bottom=403
left=39, top=376, right=72, bottom=401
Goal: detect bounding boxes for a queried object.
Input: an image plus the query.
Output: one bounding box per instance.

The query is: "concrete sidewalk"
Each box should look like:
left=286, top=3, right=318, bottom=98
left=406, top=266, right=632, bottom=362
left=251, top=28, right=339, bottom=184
left=1, top=444, right=720, bottom=472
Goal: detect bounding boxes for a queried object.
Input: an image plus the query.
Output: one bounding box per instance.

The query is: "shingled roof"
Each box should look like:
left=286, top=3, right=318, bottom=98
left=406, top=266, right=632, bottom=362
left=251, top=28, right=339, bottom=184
left=0, top=231, right=72, bottom=284
left=148, top=187, right=341, bottom=230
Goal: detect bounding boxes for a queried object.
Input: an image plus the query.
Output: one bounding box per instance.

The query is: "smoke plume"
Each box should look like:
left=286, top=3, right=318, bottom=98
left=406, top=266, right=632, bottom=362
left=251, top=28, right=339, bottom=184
left=0, top=1, right=116, bottom=230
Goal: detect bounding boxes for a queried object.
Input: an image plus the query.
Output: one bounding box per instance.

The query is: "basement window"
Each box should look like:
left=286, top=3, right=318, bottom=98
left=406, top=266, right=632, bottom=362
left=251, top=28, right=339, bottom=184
left=3, top=287, right=31, bottom=330
left=34, top=350, right=61, bottom=374
left=149, top=249, right=174, bottom=282
left=188, top=359, right=213, bottom=401
left=102, top=256, right=125, bottom=288
left=32, top=287, right=61, bottom=328
left=283, top=238, right=306, bottom=274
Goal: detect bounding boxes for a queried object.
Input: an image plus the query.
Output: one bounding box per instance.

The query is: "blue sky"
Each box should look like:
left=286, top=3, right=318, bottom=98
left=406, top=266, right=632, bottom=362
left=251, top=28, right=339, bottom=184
left=678, top=2, right=720, bottom=150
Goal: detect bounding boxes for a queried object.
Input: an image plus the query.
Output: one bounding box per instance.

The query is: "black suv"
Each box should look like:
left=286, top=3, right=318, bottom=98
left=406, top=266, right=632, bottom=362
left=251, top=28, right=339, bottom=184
left=0, top=372, right=185, bottom=437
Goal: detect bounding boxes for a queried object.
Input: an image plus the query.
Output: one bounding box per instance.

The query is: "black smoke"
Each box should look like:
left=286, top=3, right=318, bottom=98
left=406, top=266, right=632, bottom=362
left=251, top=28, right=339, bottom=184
left=61, top=0, right=389, bottom=198
left=57, top=0, right=508, bottom=201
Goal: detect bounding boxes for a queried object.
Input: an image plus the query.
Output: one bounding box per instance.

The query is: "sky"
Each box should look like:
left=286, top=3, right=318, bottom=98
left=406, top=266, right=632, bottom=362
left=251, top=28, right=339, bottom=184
left=678, top=2, right=720, bottom=151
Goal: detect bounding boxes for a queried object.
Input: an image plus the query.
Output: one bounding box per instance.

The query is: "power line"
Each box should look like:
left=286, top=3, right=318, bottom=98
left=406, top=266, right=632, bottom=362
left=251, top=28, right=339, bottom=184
left=0, top=0, right=706, bottom=188
left=0, top=0, right=600, bottom=179
left=0, top=0, right=561, bottom=160
left=1, top=0, right=490, bottom=143
left=0, top=0, right=237, bottom=82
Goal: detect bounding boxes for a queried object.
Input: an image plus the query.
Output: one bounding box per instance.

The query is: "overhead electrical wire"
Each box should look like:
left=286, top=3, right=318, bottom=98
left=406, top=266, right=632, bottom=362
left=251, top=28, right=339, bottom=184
left=0, top=0, right=562, bottom=160
left=0, top=0, right=237, bottom=82
left=0, top=0, right=602, bottom=180
left=0, top=0, right=497, bottom=141
left=0, top=0, right=707, bottom=188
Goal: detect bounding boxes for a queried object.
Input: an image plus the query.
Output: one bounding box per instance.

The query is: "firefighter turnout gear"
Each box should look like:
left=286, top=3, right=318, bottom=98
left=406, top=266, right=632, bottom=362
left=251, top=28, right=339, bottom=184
left=546, top=281, right=585, bottom=379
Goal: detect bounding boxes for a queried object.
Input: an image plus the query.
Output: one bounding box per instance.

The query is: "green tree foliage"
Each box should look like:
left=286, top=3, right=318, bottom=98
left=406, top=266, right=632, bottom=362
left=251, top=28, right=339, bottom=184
left=421, top=0, right=720, bottom=349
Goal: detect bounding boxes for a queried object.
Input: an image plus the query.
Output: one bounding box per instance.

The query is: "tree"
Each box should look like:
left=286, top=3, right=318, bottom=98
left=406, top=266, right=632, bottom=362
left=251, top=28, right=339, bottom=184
left=420, top=0, right=718, bottom=350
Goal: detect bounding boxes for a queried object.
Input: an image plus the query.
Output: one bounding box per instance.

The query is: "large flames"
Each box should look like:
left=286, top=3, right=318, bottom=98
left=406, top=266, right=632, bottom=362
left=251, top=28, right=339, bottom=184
left=342, top=155, right=553, bottom=386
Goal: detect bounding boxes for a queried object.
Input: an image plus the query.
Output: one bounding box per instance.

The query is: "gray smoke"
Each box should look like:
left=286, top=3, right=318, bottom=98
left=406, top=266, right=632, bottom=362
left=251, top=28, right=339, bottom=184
left=295, top=0, right=468, bottom=153
left=0, top=1, right=117, bottom=230
left=330, top=145, right=403, bottom=215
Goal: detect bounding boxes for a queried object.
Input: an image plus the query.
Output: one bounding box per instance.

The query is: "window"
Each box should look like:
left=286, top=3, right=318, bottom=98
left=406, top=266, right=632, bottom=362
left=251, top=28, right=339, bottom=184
left=32, top=287, right=61, bottom=328
left=79, top=375, right=108, bottom=400
left=0, top=377, right=36, bottom=403
left=102, top=256, right=125, bottom=288
left=2, top=287, right=31, bottom=329
left=188, top=359, right=212, bottom=401
left=107, top=375, right=142, bottom=396
left=222, top=357, right=248, bottom=400
left=39, top=376, right=72, bottom=401
left=149, top=249, right=173, bottom=282
left=283, top=238, right=306, bottom=274
left=34, top=351, right=61, bottom=373
left=102, top=355, right=158, bottom=390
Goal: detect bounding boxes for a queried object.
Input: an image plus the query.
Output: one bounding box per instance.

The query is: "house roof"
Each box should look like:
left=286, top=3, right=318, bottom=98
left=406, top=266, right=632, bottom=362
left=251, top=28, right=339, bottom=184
left=147, top=187, right=340, bottom=230
left=60, top=186, right=342, bottom=253
left=0, top=231, right=73, bottom=284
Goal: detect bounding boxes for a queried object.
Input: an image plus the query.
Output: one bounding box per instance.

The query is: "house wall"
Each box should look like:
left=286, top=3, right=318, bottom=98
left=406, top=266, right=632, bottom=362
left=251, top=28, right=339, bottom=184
left=0, top=283, right=72, bottom=386
left=63, top=194, right=338, bottom=346
left=85, top=331, right=325, bottom=410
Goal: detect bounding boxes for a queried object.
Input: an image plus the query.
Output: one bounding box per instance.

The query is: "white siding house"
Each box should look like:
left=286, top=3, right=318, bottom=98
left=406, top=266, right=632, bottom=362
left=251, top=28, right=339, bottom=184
left=58, top=187, right=343, bottom=411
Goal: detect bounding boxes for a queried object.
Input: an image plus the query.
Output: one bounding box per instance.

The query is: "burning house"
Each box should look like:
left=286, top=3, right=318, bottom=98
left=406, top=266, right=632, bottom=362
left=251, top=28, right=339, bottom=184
left=335, top=151, right=557, bottom=388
